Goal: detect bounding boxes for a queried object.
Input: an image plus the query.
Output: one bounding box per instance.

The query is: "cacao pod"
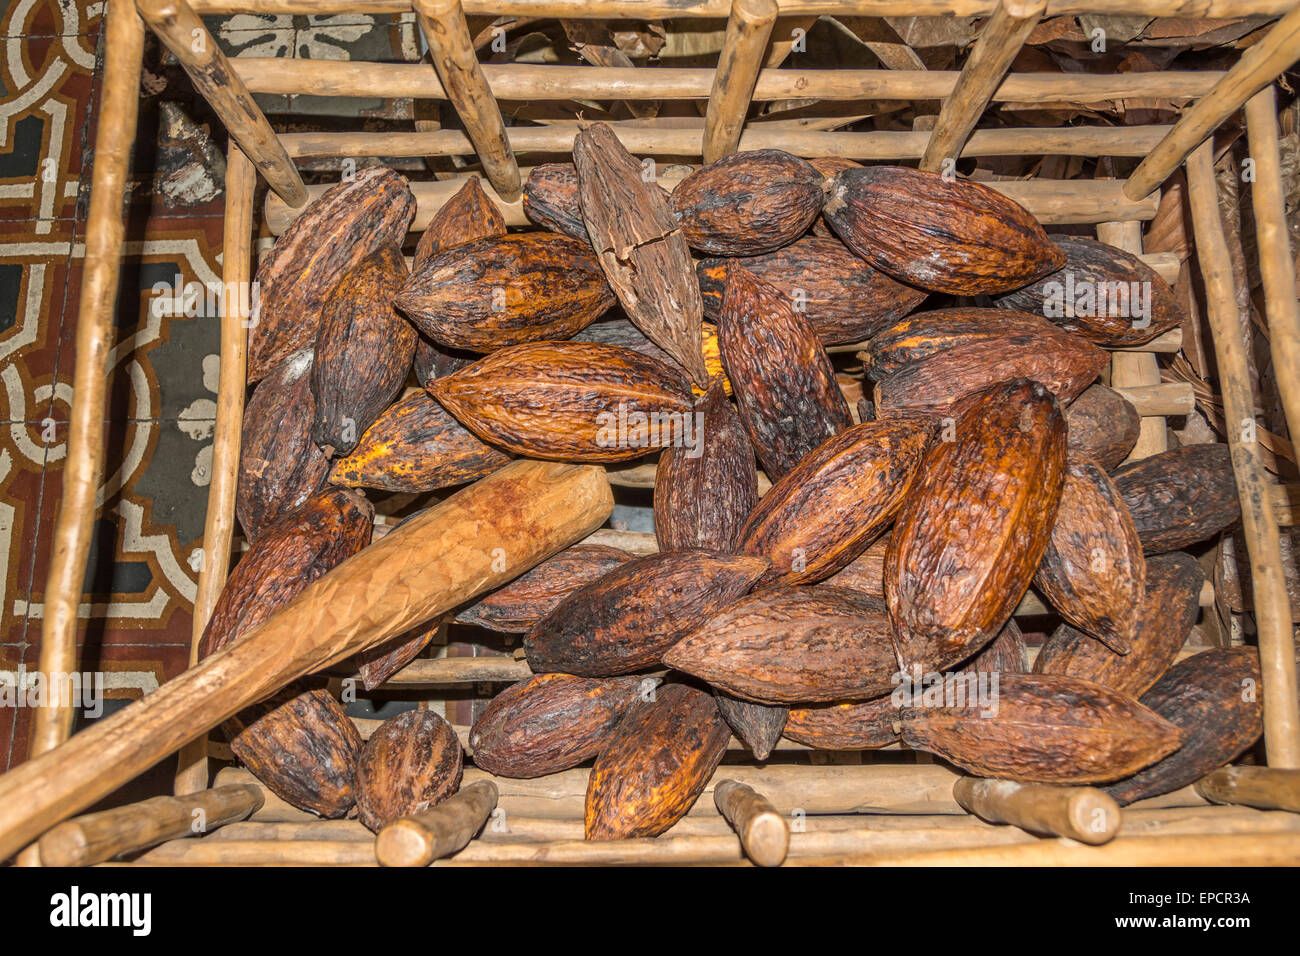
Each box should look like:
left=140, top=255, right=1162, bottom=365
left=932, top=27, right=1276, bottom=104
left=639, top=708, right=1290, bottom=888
left=354, top=709, right=463, bottom=832
left=1111, top=444, right=1241, bottom=554
left=1066, top=384, right=1141, bottom=471
left=864, top=307, right=1051, bottom=380
left=414, top=175, right=505, bottom=268
left=784, top=697, right=900, bottom=750
left=713, top=692, right=787, bottom=761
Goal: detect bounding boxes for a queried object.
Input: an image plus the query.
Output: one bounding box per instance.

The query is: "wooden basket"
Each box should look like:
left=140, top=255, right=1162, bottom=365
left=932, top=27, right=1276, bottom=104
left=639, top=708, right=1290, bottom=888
left=4, top=0, right=1300, bottom=867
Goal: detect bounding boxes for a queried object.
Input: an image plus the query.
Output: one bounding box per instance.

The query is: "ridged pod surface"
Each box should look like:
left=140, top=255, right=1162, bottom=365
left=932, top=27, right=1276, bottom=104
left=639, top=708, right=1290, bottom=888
left=783, top=697, right=900, bottom=750
left=1111, top=444, right=1242, bottom=554
left=865, top=308, right=1053, bottom=380
left=713, top=692, right=788, bottom=761
left=414, top=176, right=505, bottom=268
left=354, top=710, right=463, bottom=832
left=1065, top=384, right=1141, bottom=471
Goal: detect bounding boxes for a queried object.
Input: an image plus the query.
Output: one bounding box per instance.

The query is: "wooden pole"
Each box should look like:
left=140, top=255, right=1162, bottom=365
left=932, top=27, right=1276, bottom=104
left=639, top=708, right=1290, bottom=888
left=135, top=0, right=307, bottom=208
left=0, top=461, right=613, bottom=861
left=953, top=777, right=1120, bottom=845
left=919, top=0, right=1044, bottom=173
left=703, top=0, right=778, bottom=164
left=414, top=0, right=521, bottom=202
left=1125, top=4, right=1300, bottom=201
left=173, top=144, right=257, bottom=797
left=1196, top=766, right=1300, bottom=813
left=1186, top=139, right=1300, bottom=769
left=375, top=781, right=499, bottom=867
left=714, top=779, right=790, bottom=866
left=362, top=656, right=533, bottom=685
left=37, top=784, right=263, bottom=867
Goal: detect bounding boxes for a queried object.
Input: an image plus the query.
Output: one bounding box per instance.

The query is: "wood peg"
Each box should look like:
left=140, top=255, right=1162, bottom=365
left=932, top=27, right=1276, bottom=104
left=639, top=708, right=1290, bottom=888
left=953, top=777, right=1121, bottom=845
left=1196, top=766, right=1300, bottom=814
left=713, top=778, right=790, bottom=866
left=375, top=781, right=499, bottom=867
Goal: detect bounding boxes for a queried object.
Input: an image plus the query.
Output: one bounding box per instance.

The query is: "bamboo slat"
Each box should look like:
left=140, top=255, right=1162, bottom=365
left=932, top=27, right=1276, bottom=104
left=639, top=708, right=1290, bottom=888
left=953, top=777, right=1120, bottom=844
left=1197, top=766, right=1300, bottom=813
left=702, top=0, right=778, bottom=164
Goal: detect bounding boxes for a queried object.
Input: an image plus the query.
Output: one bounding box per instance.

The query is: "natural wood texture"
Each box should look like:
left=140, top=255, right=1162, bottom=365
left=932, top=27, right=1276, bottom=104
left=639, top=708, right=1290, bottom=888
left=137, top=839, right=378, bottom=866
left=376, top=781, right=499, bottom=867
left=703, top=0, right=778, bottom=164
left=414, top=0, right=521, bottom=201
left=919, top=0, right=1044, bottom=173
left=713, top=779, right=789, bottom=866
left=174, top=144, right=257, bottom=798
left=37, top=785, right=263, bottom=867
left=1187, top=140, right=1300, bottom=769
left=0, top=461, right=613, bottom=861
left=1114, top=326, right=1182, bottom=352
left=1197, top=766, right=1300, bottom=813
left=953, top=777, right=1120, bottom=845
left=136, top=0, right=306, bottom=207
left=1125, top=4, right=1300, bottom=201
left=357, top=656, right=533, bottom=686
left=1113, top=382, right=1195, bottom=417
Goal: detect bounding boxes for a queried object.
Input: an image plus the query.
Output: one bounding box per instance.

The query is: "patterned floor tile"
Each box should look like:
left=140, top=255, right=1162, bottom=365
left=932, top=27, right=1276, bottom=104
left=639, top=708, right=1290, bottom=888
left=1, top=0, right=102, bottom=38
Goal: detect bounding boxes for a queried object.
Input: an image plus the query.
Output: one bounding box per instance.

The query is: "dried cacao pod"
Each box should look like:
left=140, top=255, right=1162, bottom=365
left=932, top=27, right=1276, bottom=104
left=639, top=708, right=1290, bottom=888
left=312, top=243, right=415, bottom=455
left=824, top=165, right=1064, bottom=295
left=1066, top=384, right=1141, bottom=472
left=427, top=341, right=694, bottom=462
left=585, top=683, right=730, bottom=839
left=654, top=378, right=758, bottom=552
left=455, top=544, right=633, bottom=632
left=469, top=673, right=646, bottom=777
left=524, top=550, right=769, bottom=676
left=784, top=697, right=900, bottom=750
left=969, top=618, right=1029, bottom=675
left=236, top=348, right=330, bottom=541
left=697, top=236, right=928, bottom=346
left=1111, top=444, right=1241, bottom=554
left=670, top=149, right=823, bottom=255
left=413, top=336, right=475, bottom=386
left=414, top=176, right=505, bottom=268
left=900, top=673, right=1184, bottom=784
left=995, top=236, right=1184, bottom=346
left=886, top=379, right=1067, bottom=673
left=808, top=157, right=863, bottom=238
left=864, top=307, right=1051, bottom=380
left=1034, top=457, right=1147, bottom=654
left=572, top=316, right=691, bottom=390
left=717, top=264, right=851, bottom=481
left=713, top=692, right=787, bottom=761
left=354, top=709, right=463, bottom=832
left=1035, top=552, right=1203, bottom=697
left=820, top=533, right=890, bottom=599
left=328, top=390, right=511, bottom=493
left=249, top=167, right=415, bottom=382
left=664, top=587, right=900, bottom=704
left=1103, top=647, right=1263, bottom=806
left=739, top=416, right=932, bottom=587
left=523, top=162, right=589, bottom=240
left=356, top=621, right=436, bottom=691
left=397, top=233, right=615, bottom=352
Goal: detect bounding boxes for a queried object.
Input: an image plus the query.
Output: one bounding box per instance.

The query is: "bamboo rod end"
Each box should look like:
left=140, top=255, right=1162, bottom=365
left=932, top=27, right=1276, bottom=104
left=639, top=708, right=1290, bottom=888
left=1064, top=790, right=1121, bottom=845
left=376, top=819, right=433, bottom=868
left=733, top=0, right=778, bottom=25
left=36, top=824, right=90, bottom=868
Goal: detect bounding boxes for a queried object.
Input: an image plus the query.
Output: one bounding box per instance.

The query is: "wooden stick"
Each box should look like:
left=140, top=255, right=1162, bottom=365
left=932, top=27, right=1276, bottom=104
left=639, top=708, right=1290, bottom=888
left=174, top=143, right=257, bottom=798
left=919, top=0, right=1044, bottom=173
left=376, top=781, right=499, bottom=867
left=37, top=785, right=263, bottom=867
left=714, top=779, right=790, bottom=866
left=953, top=777, right=1120, bottom=845
left=1125, top=5, right=1300, bottom=201
left=1196, top=765, right=1300, bottom=813
left=137, top=839, right=379, bottom=866
left=0, top=461, right=613, bottom=861
left=1187, top=140, right=1300, bottom=769
left=136, top=0, right=306, bottom=208
left=359, top=656, right=533, bottom=686
left=1112, top=326, right=1182, bottom=352
left=211, top=821, right=373, bottom=842
left=414, top=0, right=521, bottom=202
left=1113, top=382, right=1195, bottom=417
left=703, top=0, right=778, bottom=164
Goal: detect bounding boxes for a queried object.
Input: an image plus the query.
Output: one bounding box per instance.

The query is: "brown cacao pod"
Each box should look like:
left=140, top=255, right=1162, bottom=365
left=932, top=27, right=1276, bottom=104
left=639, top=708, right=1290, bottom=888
left=573, top=316, right=692, bottom=391
left=820, top=533, right=890, bottom=599
left=469, top=673, right=646, bottom=777
left=456, top=544, right=633, bottom=633
left=739, top=416, right=932, bottom=587
left=355, top=622, right=436, bottom=692
left=654, top=378, right=758, bottom=553
left=664, top=587, right=900, bottom=704
left=249, top=167, right=415, bottom=382
left=1103, top=647, right=1263, bottom=806
left=713, top=692, right=787, bottom=761
left=585, top=683, right=731, bottom=839
left=824, top=165, right=1064, bottom=295
left=328, top=390, right=511, bottom=493
left=236, top=348, right=330, bottom=542
left=354, top=709, right=463, bottom=832
left=1111, top=444, right=1241, bottom=554
left=427, top=341, right=695, bottom=462
left=995, top=236, right=1184, bottom=346
left=900, top=672, right=1184, bottom=784
left=397, top=233, right=615, bottom=352
left=414, top=175, right=505, bottom=269
left=969, top=618, right=1029, bottom=675
left=311, top=243, right=415, bottom=455
left=670, top=149, right=824, bottom=256
left=808, top=157, right=863, bottom=238
left=523, top=162, right=589, bottom=240
left=412, top=335, right=474, bottom=387
left=697, top=237, right=928, bottom=346
left=1035, top=552, right=1203, bottom=697
left=864, top=307, right=1052, bottom=380
left=1066, top=384, right=1141, bottom=472
left=524, top=550, right=769, bottom=676
left=784, top=697, right=900, bottom=750
left=1034, top=457, right=1147, bottom=654
left=886, top=379, right=1067, bottom=673
left=717, top=264, right=852, bottom=481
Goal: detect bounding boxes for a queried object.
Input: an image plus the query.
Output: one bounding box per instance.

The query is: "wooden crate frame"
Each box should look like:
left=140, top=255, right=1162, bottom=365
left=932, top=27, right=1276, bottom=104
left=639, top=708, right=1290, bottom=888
left=3, top=0, right=1300, bottom=866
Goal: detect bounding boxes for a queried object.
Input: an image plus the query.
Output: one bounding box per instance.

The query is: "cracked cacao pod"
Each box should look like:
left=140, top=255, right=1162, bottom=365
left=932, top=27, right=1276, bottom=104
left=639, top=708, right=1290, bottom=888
left=784, top=696, right=900, bottom=750
left=1065, top=384, right=1141, bottom=471
left=524, top=550, right=769, bottom=676
left=1111, top=444, right=1241, bottom=554
left=414, top=175, right=505, bottom=269
left=713, top=692, right=787, bottom=761
left=864, top=307, right=1050, bottom=380
left=824, top=165, right=1064, bottom=295
left=809, top=157, right=863, bottom=237
left=355, top=710, right=463, bottom=832
left=585, top=683, right=730, bottom=840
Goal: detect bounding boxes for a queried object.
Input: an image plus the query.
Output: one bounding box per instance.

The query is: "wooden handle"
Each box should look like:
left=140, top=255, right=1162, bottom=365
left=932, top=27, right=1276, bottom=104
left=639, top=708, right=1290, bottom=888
left=714, top=779, right=789, bottom=866
left=953, top=777, right=1121, bottom=845
left=37, top=784, right=263, bottom=867
left=702, top=0, right=778, bottom=164
left=1196, top=766, right=1300, bottom=813
left=376, top=781, right=499, bottom=867
left=0, top=460, right=612, bottom=861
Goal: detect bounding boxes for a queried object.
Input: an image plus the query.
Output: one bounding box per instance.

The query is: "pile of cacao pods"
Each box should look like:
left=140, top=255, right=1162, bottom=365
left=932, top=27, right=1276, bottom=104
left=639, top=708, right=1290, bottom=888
left=205, top=120, right=1265, bottom=842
